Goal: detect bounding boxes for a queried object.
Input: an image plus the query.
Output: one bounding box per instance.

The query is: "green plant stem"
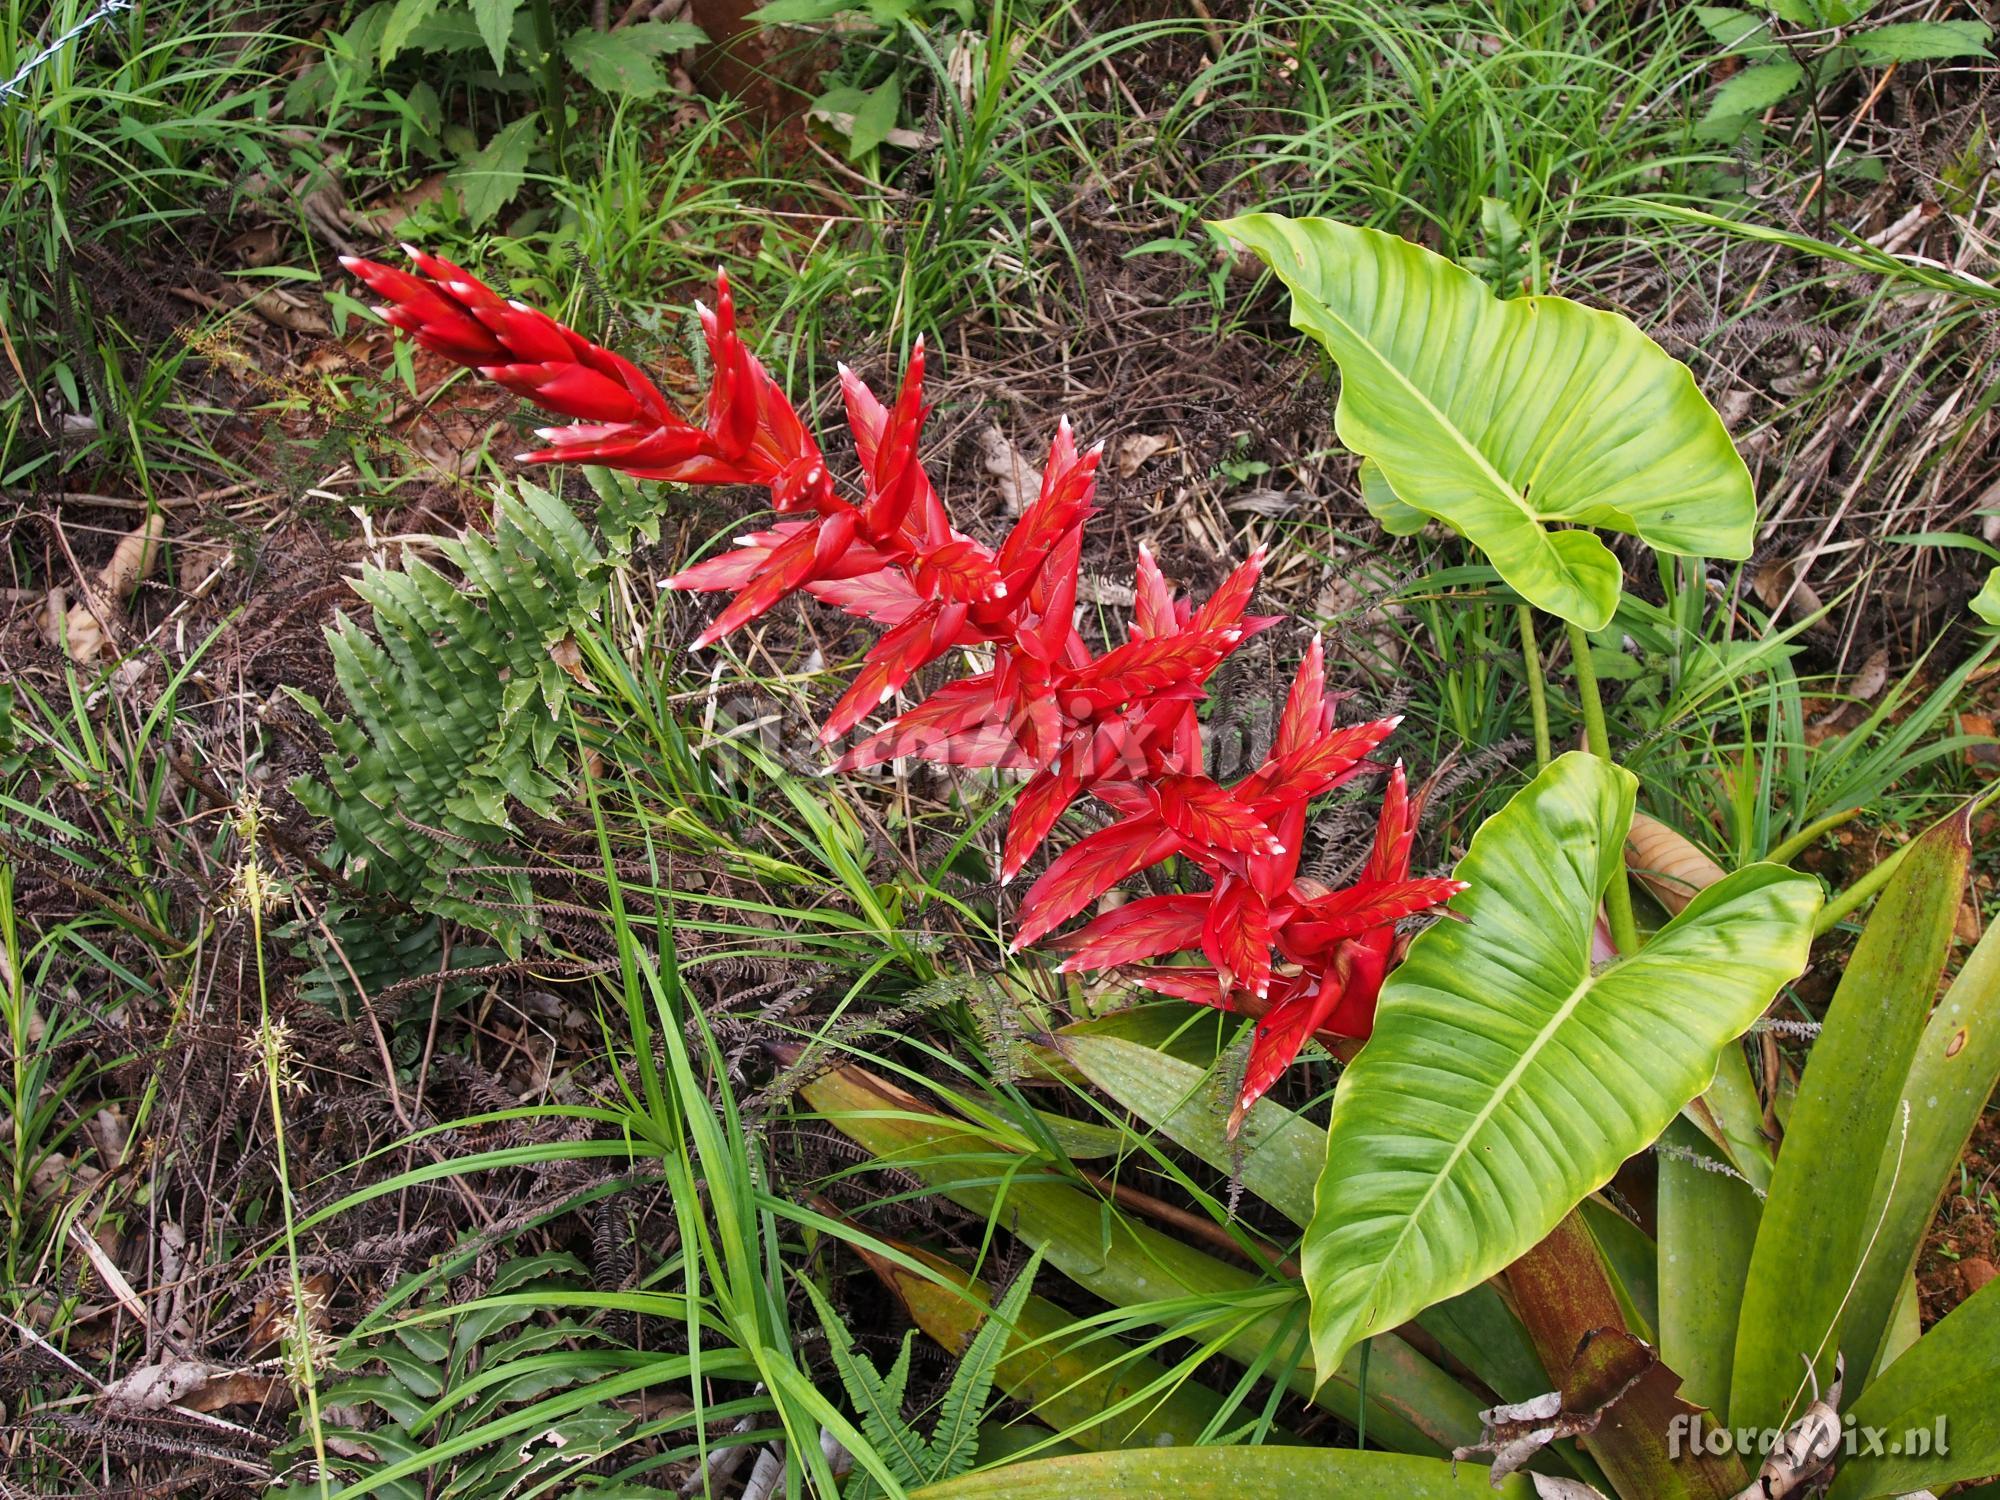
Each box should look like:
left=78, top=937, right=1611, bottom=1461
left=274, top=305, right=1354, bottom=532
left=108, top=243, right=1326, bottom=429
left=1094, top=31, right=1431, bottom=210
left=530, top=0, right=566, bottom=161
left=1766, top=805, right=1862, bottom=868
left=1567, top=622, right=1640, bottom=955
left=252, top=890, right=328, bottom=1496
left=1815, top=783, right=2000, bottom=934
left=1515, top=603, right=1551, bottom=771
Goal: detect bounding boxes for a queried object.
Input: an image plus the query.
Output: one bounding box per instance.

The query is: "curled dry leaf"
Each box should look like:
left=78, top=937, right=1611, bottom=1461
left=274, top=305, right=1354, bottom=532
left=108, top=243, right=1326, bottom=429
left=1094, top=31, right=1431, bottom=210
left=1625, top=813, right=1727, bottom=916
left=1116, top=431, right=1172, bottom=477
left=1531, top=1479, right=1612, bottom=1500
left=1450, top=1328, right=1657, bottom=1483
left=977, top=423, right=1042, bottom=514
left=102, top=1358, right=213, bottom=1411
left=1753, top=557, right=1824, bottom=624
left=181, top=1369, right=283, bottom=1413
left=54, top=514, right=167, bottom=664
left=549, top=634, right=595, bottom=689
left=1730, top=1354, right=1844, bottom=1500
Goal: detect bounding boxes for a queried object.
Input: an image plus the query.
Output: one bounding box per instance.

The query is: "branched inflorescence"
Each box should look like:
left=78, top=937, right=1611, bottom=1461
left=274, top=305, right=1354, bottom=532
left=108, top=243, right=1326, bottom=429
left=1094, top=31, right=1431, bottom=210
left=343, top=249, right=1467, bottom=1128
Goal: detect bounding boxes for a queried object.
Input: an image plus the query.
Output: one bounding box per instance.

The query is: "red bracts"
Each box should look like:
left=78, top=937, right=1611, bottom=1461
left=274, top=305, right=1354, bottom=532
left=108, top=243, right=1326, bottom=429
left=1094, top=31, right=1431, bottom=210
left=345, top=248, right=1467, bottom=1123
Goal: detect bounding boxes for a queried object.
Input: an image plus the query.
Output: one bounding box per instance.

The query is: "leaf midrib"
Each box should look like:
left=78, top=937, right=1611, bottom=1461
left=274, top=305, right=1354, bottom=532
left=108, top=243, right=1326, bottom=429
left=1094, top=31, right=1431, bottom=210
left=1332, top=959, right=1599, bottom=1334
left=1287, top=275, right=1533, bottom=529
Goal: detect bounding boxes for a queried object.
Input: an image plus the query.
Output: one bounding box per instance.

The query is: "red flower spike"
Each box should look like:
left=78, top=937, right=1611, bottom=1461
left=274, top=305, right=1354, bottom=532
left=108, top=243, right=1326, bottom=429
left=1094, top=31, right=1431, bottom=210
left=1148, top=774, right=1281, bottom=858
left=819, top=600, right=971, bottom=743
left=1001, top=759, right=1086, bottom=886
left=1202, top=876, right=1274, bottom=998
left=1011, top=814, right=1182, bottom=950
left=1273, top=636, right=1327, bottom=761
left=692, top=508, right=861, bottom=650
left=1055, top=893, right=1210, bottom=970
left=1125, top=964, right=1230, bottom=1007
left=1131, top=543, right=1178, bottom=642
left=1279, top=876, right=1470, bottom=955
left=1230, top=966, right=1348, bottom=1137
left=351, top=249, right=1472, bottom=1141
left=834, top=675, right=1008, bottom=772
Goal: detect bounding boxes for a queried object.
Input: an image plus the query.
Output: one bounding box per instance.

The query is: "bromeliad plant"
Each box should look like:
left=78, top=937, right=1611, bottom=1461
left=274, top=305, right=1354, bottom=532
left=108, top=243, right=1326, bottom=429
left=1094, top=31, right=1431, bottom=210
left=793, top=218, right=2000, bottom=1499
left=339, top=217, right=2000, bottom=1498
left=341, top=245, right=1462, bottom=1121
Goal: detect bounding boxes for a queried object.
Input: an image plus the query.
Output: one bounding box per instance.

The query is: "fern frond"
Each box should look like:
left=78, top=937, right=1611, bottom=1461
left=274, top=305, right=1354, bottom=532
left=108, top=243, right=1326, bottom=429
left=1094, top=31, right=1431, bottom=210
left=926, top=1248, right=1044, bottom=1481
left=287, top=469, right=675, bottom=949
left=799, top=1276, right=933, bottom=1488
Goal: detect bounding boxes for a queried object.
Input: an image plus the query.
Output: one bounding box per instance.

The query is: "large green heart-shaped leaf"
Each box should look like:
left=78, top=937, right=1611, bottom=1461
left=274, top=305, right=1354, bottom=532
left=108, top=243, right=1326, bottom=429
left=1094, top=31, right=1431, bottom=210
left=1218, top=214, right=1756, bottom=629
left=1303, top=752, right=1820, bottom=1384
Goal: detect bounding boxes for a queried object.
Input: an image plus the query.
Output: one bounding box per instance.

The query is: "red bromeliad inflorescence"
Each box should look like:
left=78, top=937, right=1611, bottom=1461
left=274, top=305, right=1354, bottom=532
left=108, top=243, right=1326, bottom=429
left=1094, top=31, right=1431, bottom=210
left=343, top=249, right=1467, bottom=1128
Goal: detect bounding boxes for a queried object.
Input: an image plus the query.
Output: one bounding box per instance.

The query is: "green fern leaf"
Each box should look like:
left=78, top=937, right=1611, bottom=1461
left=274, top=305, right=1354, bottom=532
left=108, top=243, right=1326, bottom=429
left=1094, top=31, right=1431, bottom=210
left=799, top=1276, right=935, bottom=1487
left=288, top=471, right=676, bottom=950
left=926, top=1248, right=1044, bottom=1480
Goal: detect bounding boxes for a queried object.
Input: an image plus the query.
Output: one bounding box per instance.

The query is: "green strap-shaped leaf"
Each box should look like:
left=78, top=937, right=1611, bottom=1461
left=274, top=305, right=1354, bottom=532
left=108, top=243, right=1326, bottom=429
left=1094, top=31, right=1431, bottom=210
left=1217, top=214, right=1756, bottom=629
left=1824, top=1279, right=2000, bottom=1500
left=799, top=1063, right=1484, bottom=1455
left=909, top=1447, right=1533, bottom=1498
left=1304, top=752, right=1820, bottom=1384
left=1062, top=1030, right=1577, bottom=1414
left=1842, top=895, right=2000, bottom=1390
left=859, top=1239, right=1245, bottom=1451
left=1731, top=810, right=1971, bottom=1431
left=1656, top=1116, right=1762, bottom=1418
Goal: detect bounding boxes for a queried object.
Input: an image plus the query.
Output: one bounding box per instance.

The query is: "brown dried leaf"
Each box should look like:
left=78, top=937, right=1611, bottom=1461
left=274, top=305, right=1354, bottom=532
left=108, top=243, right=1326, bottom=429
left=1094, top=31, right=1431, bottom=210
left=102, top=1359, right=212, bottom=1411
left=54, top=515, right=166, bottom=663
left=1116, top=432, right=1172, bottom=477
left=1625, top=813, right=1727, bottom=916
left=181, top=1370, right=283, bottom=1412
left=1752, top=558, right=1823, bottom=622
left=1451, top=1330, right=1657, bottom=1483
left=977, top=424, right=1041, bottom=515
left=1732, top=1354, right=1843, bottom=1499
left=550, top=634, right=595, bottom=688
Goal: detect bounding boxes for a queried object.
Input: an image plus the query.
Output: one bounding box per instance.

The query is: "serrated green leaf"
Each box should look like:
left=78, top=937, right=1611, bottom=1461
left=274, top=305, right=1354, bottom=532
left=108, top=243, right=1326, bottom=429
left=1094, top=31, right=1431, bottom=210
left=749, top=0, right=849, bottom=18
left=562, top=29, right=671, bottom=97
left=929, top=1249, right=1044, bottom=1480
left=1850, top=20, right=1993, bottom=64
left=1303, top=751, right=1820, bottom=1383
left=1217, top=215, right=1755, bottom=629
left=847, top=72, right=902, bottom=158
left=621, top=18, right=705, bottom=52
left=376, top=1339, right=445, bottom=1397
left=406, top=7, right=485, bottom=53
left=1700, top=59, right=1805, bottom=132
left=471, top=0, right=522, bottom=67
left=1695, top=5, right=1777, bottom=54
left=801, top=1276, right=934, bottom=1485
left=379, top=0, right=445, bottom=66
left=448, top=115, right=537, bottom=228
